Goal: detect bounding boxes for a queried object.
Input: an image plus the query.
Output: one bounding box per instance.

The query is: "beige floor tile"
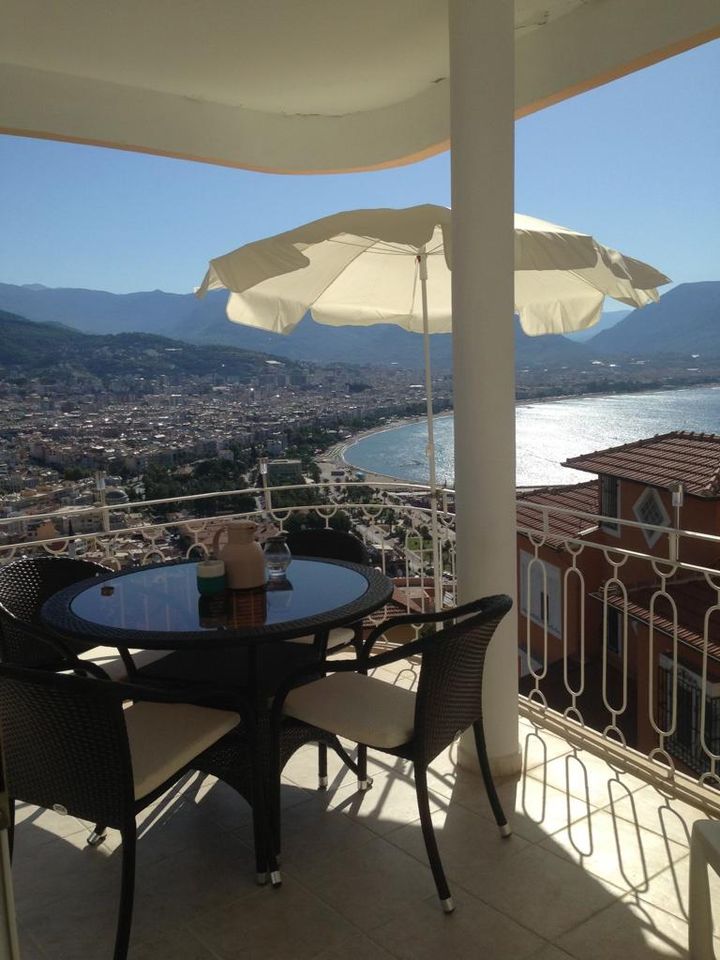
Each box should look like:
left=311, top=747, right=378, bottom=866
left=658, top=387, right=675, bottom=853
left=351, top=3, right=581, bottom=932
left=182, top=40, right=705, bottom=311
left=281, top=741, right=390, bottom=792
left=604, top=781, right=716, bottom=849
left=446, top=841, right=620, bottom=941
left=386, top=793, right=625, bottom=942
left=14, top=803, right=87, bottom=846
left=19, top=889, right=123, bottom=960
left=17, top=829, right=258, bottom=959
left=520, top=722, right=577, bottom=769
left=556, top=896, right=690, bottom=960
left=370, top=889, right=542, bottom=960
left=540, top=806, right=688, bottom=895
left=287, top=834, right=438, bottom=930
left=387, top=802, right=531, bottom=894
left=322, top=768, right=446, bottom=837
left=312, top=931, right=395, bottom=959
left=239, top=794, right=377, bottom=874
left=630, top=844, right=720, bottom=927
left=67, top=786, right=254, bottom=869
left=12, top=828, right=120, bottom=912
left=452, top=767, right=599, bottom=844
left=176, top=772, right=258, bottom=827
left=127, top=926, right=221, bottom=960
left=40, top=917, right=228, bottom=960
left=627, top=855, right=691, bottom=922
left=526, top=945, right=578, bottom=960
left=527, top=748, right=649, bottom=808
left=134, top=832, right=260, bottom=929
left=191, top=876, right=358, bottom=960
left=19, top=703, right=717, bottom=960
left=17, top=925, right=47, bottom=960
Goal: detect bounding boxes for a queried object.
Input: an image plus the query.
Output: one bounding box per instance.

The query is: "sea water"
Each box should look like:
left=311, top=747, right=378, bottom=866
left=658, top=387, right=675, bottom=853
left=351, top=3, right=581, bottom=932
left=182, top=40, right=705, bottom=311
left=343, top=384, right=720, bottom=487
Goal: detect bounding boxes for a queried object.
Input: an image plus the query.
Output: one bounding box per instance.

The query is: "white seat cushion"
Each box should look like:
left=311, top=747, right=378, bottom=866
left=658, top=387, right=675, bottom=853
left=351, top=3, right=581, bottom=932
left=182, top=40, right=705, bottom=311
left=78, top=646, right=170, bottom=681
left=124, top=701, right=241, bottom=800
left=283, top=672, right=416, bottom=749
left=286, top=627, right=355, bottom=649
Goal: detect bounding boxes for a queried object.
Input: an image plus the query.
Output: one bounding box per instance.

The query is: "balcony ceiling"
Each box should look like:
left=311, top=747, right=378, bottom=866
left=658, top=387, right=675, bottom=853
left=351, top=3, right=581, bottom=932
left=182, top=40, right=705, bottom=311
left=0, top=0, right=717, bottom=172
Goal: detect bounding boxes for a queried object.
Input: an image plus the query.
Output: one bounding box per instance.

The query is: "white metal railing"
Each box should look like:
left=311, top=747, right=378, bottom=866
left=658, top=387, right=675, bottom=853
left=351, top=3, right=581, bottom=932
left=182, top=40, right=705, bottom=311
left=4, top=476, right=720, bottom=809
left=0, top=479, right=455, bottom=615
left=517, top=495, right=720, bottom=811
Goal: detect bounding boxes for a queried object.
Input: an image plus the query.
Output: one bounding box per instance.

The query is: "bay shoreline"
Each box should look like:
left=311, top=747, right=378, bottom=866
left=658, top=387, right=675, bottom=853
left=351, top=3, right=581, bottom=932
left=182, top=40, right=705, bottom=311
left=319, top=380, right=720, bottom=488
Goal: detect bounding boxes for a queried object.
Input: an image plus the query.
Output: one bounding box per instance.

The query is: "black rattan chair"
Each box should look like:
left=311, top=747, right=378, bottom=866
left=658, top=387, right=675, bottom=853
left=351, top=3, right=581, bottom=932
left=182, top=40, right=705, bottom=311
left=0, top=663, right=270, bottom=960
left=0, top=556, right=169, bottom=680
left=285, top=528, right=369, bottom=566
left=284, top=528, right=372, bottom=788
left=273, top=594, right=514, bottom=912
left=284, top=528, right=369, bottom=654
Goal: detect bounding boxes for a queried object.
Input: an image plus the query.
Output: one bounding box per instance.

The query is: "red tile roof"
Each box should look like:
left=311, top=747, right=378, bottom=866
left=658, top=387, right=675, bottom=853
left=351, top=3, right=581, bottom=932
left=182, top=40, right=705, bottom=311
left=563, top=431, right=720, bottom=498
left=517, top=481, right=599, bottom=548
left=597, top=576, right=720, bottom=663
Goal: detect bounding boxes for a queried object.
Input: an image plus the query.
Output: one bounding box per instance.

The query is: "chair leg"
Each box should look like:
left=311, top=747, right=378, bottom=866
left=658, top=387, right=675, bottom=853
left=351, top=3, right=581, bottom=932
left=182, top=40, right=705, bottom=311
left=7, top=797, right=14, bottom=861
left=114, top=822, right=136, bottom=960
left=473, top=720, right=511, bottom=838
left=318, top=742, right=328, bottom=789
left=357, top=744, right=372, bottom=791
left=87, top=823, right=107, bottom=847
left=252, top=797, right=269, bottom=885
left=262, top=722, right=282, bottom=887
left=250, top=782, right=281, bottom=888
left=414, top=763, right=453, bottom=913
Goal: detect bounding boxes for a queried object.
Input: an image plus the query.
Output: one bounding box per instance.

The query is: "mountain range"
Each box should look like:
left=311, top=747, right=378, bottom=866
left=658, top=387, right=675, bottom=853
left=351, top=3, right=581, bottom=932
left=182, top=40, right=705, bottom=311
left=0, top=309, right=289, bottom=383
left=590, top=282, right=720, bottom=356
left=0, top=280, right=718, bottom=368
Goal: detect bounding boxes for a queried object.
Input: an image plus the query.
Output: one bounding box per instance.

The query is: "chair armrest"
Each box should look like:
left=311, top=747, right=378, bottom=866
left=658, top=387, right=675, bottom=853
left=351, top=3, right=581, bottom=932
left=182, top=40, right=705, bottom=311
left=362, top=595, right=506, bottom=655
left=363, top=605, right=463, bottom=655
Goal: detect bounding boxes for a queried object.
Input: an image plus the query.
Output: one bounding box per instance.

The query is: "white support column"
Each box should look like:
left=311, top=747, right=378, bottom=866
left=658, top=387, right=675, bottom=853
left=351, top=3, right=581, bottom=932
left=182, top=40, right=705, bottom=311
left=449, top=0, right=521, bottom=776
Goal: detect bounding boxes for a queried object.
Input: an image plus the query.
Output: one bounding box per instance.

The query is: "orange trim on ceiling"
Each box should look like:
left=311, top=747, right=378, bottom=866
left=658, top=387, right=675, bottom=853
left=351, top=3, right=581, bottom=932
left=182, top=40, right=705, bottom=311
left=1, top=27, right=718, bottom=173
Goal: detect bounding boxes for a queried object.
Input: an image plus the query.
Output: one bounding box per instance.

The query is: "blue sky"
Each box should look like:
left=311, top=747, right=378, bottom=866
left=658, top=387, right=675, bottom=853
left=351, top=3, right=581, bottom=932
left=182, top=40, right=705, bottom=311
left=0, top=38, right=717, bottom=297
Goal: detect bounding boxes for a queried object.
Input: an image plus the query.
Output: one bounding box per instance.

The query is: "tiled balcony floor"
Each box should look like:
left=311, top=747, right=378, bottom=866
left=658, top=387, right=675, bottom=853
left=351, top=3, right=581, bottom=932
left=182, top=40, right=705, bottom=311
left=12, top=661, right=720, bottom=960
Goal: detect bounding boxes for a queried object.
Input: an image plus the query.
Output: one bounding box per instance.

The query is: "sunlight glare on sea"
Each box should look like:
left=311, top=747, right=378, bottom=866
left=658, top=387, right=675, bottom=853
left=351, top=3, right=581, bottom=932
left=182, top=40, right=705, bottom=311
left=343, top=385, right=720, bottom=487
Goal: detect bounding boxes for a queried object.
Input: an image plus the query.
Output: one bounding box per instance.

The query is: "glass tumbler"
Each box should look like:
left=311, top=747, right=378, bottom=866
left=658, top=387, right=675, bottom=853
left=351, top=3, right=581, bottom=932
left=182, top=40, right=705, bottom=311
left=263, top=536, right=291, bottom=580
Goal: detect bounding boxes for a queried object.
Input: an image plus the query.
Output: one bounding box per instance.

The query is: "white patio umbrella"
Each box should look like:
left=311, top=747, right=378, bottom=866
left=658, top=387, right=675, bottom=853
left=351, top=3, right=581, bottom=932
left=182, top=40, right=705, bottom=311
left=197, top=204, right=669, bottom=607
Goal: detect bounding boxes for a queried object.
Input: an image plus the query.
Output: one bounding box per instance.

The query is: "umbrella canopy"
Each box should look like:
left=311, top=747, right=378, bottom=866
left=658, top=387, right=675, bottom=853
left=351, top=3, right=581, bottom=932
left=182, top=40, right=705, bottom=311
left=197, top=204, right=669, bottom=611
left=196, top=204, right=670, bottom=337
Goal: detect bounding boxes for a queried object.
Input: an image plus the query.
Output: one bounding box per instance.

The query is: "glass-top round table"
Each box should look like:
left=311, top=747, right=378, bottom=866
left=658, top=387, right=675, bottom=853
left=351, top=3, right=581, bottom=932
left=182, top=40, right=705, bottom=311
left=42, top=558, right=394, bottom=651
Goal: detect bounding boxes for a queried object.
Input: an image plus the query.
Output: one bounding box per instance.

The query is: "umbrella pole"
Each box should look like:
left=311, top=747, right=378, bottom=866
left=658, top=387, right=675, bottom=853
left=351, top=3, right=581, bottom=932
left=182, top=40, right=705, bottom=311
left=418, top=251, right=443, bottom=612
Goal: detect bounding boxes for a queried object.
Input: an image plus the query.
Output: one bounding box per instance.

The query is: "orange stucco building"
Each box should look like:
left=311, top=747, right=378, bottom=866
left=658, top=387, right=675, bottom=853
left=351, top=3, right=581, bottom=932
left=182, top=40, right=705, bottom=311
left=517, top=431, right=720, bottom=776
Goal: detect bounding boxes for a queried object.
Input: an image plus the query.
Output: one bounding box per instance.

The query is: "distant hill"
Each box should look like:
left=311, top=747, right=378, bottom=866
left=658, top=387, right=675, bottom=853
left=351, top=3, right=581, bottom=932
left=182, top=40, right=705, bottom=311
left=0, top=282, right=188, bottom=337
left=0, top=309, right=290, bottom=382
left=184, top=302, right=457, bottom=368
left=11, top=279, right=717, bottom=367
left=564, top=309, right=631, bottom=343
left=0, top=281, right=596, bottom=369
left=590, top=282, right=720, bottom=356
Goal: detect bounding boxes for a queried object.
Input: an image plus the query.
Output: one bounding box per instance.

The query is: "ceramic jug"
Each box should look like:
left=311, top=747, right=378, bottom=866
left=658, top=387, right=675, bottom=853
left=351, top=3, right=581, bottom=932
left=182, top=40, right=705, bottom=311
left=212, top=520, right=265, bottom=590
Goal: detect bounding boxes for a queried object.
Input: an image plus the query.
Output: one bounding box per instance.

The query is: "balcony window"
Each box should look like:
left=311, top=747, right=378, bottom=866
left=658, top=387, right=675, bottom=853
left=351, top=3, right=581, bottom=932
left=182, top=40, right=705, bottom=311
left=599, top=475, right=619, bottom=534
left=633, top=487, right=670, bottom=548
left=519, top=550, right=562, bottom=637
left=658, top=656, right=720, bottom=774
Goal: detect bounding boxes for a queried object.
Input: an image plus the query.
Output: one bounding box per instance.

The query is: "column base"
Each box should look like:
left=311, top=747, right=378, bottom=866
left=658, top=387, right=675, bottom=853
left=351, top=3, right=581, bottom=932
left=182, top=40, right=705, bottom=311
left=456, top=729, right=522, bottom=779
